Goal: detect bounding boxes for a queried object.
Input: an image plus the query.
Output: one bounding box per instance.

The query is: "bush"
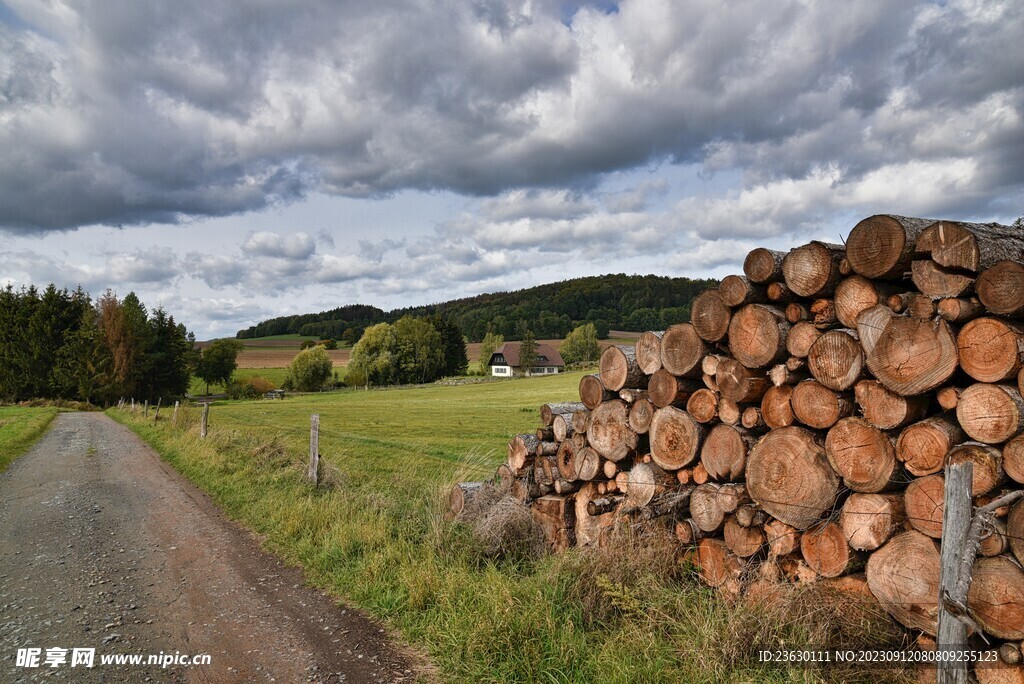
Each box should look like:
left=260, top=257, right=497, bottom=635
left=224, top=380, right=260, bottom=400
left=299, top=339, right=317, bottom=350
left=321, top=338, right=338, bottom=350
left=288, top=345, right=333, bottom=391
left=243, top=376, right=276, bottom=393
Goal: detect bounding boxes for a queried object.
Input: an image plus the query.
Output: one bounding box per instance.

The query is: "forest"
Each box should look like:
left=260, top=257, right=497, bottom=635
left=236, top=274, right=718, bottom=342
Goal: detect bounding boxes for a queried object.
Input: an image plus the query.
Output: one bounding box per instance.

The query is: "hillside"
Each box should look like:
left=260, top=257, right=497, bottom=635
left=237, top=274, right=717, bottom=342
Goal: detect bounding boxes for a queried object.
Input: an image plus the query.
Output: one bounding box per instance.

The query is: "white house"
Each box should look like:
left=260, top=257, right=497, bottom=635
left=488, top=342, right=565, bottom=377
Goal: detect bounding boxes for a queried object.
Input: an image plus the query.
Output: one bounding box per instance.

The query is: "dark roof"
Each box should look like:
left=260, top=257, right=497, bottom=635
left=490, top=342, right=564, bottom=367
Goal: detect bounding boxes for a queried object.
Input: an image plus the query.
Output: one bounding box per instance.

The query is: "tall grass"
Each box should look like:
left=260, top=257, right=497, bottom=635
left=0, top=406, right=59, bottom=472
left=110, top=375, right=913, bottom=683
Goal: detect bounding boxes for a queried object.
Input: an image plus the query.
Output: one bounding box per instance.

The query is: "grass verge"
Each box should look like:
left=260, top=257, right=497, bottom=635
left=109, top=376, right=914, bottom=683
left=0, top=406, right=60, bottom=472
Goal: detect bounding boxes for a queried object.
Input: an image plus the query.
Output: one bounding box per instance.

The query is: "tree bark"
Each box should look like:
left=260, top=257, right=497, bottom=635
left=649, top=405, right=705, bottom=471
left=957, top=383, right=1024, bottom=444
left=728, top=304, right=790, bottom=369
left=840, top=493, right=905, bottom=551
left=690, top=289, right=732, bottom=342
left=865, top=530, right=941, bottom=635
left=807, top=329, right=864, bottom=391
left=647, top=368, right=701, bottom=408
left=825, top=417, right=900, bottom=493
left=896, top=413, right=966, bottom=477
left=917, top=219, right=1024, bottom=273
left=957, top=318, right=1024, bottom=383
left=541, top=402, right=587, bottom=426
left=746, top=426, right=840, bottom=529
left=660, top=323, right=708, bottom=378
left=977, top=261, right=1024, bottom=318
left=586, top=400, right=640, bottom=462
left=635, top=330, right=665, bottom=375
left=579, top=374, right=615, bottom=410
left=744, top=247, right=786, bottom=284
left=599, top=345, right=647, bottom=392
left=791, top=380, right=854, bottom=429
left=782, top=241, right=845, bottom=297
left=701, top=423, right=755, bottom=481
left=846, top=214, right=937, bottom=279
left=866, top=316, right=959, bottom=396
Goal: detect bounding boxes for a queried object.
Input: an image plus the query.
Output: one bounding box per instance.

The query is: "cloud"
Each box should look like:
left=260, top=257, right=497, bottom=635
left=241, top=231, right=317, bottom=259
left=0, top=0, right=1017, bottom=233
left=0, top=248, right=180, bottom=293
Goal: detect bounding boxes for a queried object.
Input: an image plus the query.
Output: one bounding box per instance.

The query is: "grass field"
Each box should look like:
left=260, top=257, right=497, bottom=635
left=110, top=374, right=908, bottom=684
left=0, top=406, right=59, bottom=472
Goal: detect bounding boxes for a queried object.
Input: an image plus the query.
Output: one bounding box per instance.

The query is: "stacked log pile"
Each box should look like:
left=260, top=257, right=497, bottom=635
left=451, top=214, right=1024, bottom=672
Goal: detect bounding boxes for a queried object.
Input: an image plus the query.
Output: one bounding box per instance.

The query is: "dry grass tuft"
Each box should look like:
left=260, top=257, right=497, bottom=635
left=469, top=496, right=546, bottom=562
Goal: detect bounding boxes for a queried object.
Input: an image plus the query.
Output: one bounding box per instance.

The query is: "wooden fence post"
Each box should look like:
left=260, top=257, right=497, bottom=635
left=153, top=398, right=161, bottom=422
left=201, top=403, right=209, bottom=438
left=144, top=400, right=149, bottom=417
left=308, top=414, right=320, bottom=485
left=131, top=398, right=135, bottom=412
left=173, top=400, right=179, bottom=425
left=937, top=461, right=972, bottom=684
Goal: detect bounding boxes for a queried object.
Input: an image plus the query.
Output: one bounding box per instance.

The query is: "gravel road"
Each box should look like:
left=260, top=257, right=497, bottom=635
left=0, top=412, right=422, bottom=683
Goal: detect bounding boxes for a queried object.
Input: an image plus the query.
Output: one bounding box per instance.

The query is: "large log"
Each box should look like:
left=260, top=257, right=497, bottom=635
left=574, top=483, right=617, bottom=547
left=791, top=380, right=853, bottom=430
left=686, top=388, right=719, bottom=423
left=626, top=462, right=677, bottom=507
left=853, top=379, right=929, bottom=430
left=957, top=317, right=1024, bottom=383
left=865, top=530, right=941, bottom=635
left=719, top=274, right=767, bottom=307
left=896, top=414, right=965, bottom=477
left=977, top=261, right=1024, bottom=318
left=904, top=474, right=945, bottom=538
left=586, top=400, right=639, bottom=462
left=635, top=331, right=665, bottom=375
left=1010, top=500, right=1024, bottom=567
left=744, top=247, right=786, bottom=284
left=746, top=426, right=840, bottom=529
left=957, top=383, right=1024, bottom=444
left=723, top=516, right=765, bottom=558
left=825, top=417, right=899, bottom=493
left=917, top=219, right=1024, bottom=273
left=541, top=402, right=586, bottom=426
left=727, top=304, right=790, bottom=369
left=866, top=316, right=959, bottom=396
left=649, top=406, right=705, bottom=471
left=579, top=374, right=615, bottom=410
left=599, top=346, right=647, bottom=392
left=911, top=259, right=974, bottom=298
left=556, top=439, right=578, bottom=481
left=834, top=275, right=900, bottom=329
left=840, top=493, right=905, bottom=551
left=660, top=323, right=708, bottom=378
left=846, top=214, right=936, bottom=279
left=647, top=368, right=701, bottom=408
left=967, top=556, right=1024, bottom=640
left=716, top=358, right=770, bottom=403
left=801, top=521, right=859, bottom=578
left=695, top=538, right=745, bottom=589
left=760, top=385, right=795, bottom=429
left=700, top=424, right=755, bottom=482
left=628, top=397, right=655, bottom=434
left=782, top=241, right=844, bottom=297
left=855, top=304, right=894, bottom=356
left=807, top=329, right=863, bottom=391
left=690, top=290, right=731, bottom=343
left=946, top=442, right=1006, bottom=496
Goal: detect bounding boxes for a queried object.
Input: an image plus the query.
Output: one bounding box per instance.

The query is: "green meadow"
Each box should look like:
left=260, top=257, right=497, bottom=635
left=0, top=406, right=59, bottom=472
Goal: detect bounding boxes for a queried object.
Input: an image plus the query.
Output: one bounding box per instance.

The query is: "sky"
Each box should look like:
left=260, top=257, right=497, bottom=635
left=1, top=0, right=1022, bottom=339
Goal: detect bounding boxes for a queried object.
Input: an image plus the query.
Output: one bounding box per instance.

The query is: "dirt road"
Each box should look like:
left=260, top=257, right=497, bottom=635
left=0, top=412, right=421, bottom=683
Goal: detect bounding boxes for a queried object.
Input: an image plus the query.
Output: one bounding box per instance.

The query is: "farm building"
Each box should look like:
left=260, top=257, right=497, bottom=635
left=488, top=342, right=564, bottom=377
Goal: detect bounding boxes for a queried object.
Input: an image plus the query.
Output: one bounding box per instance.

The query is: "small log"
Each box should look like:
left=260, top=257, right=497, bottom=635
left=1009, top=500, right=1024, bottom=566
left=907, top=293, right=938, bottom=320
left=716, top=358, right=770, bottom=403
left=628, top=397, right=655, bottom=434
left=586, top=400, right=639, bottom=462
left=701, top=353, right=725, bottom=376
left=690, top=289, right=731, bottom=343
left=865, top=530, right=941, bottom=635
left=744, top=247, right=785, bottom=283
left=635, top=330, right=665, bottom=375
left=536, top=426, right=554, bottom=441
left=766, top=281, right=796, bottom=303
left=647, top=368, right=701, bottom=408
left=552, top=414, right=574, bottom=442
left=840, top=493, right=905, bottom=551
left=786, top=321, right=822, bottom=358
left=691, top=483, right=727, bottom=533
left=866, top=316, right=959, bottom=396
left=630, top=489, right=695, bottom=521
left=728, top=304, right=790, bottom=369
left=579, top=374, right=615, bottom=410
left=977, top=261, right=1024, bottom=318
left=896, top=413, right=966, bottom=477
left=531, top=494, right=576, bottom=553
left=449, top=482, right=484, bottom=518
left=676, top=467, right=692, bottom=485
left=905, top=474, right=945, bottom=538
left=541, top=402, right=586, bottom=426
left=695, top=538, right=745, bottom=588
left=967, top=556, right=1024, bottom=640
left=599, top=345, right=647, bottom=392
left=957, top=383, right=1024, bottom=444
left=572, top=432, right=587, bottom=451
left=556, top=439, right=577, bottom=481
left=701, top=423, right=754, bottom=482
left=825, top=417, right=900, bottom=493
left=760, top=384, right=795, bottom=429
left=553, top=479, right=580, bottom=495
left=937, top=297, right=985, bottom=323
left=740, top=406, right=766, bottom=430
left=854, top=379, right=929, bottom=430
left=937, top=386, right=962, bottom=410
left=834, top=275, right=899, bottom=329
left=572, top=446, right=603, bottom=481
left=809, top=298, right=839, bottom=329
left=603, top=459, right=619, bottom=480
left=746, top=426, right=840, bottom=529
left=946, top=442, right=1006, bottom=496
left=978, top=519, right=1009, bottom=557
left=702, top=372, right=718, bottom=392
left=801, top=521, right=860, bottom=578
left=495, top=464, right=515, bottom=491
left=649, top=406, right=705, bottom=471
left=618, top=388, right=648, bottom=404
left=724, top=516, right=765, bottom=558
left=686, top=388, right=719, bottom=423
left=509, top=433, right=540, bottom=471
left=957, top=318, right=1024, bottom=383
left=626, top=461, right=677, bottom=507
left=718, top=398, right=742, bottom=426
left=846, top=214, right=937, bottom=279
left=785, top=302, right=810, bottom=323
left=659, top=323, right=708, bottom=379
left=999, top=643, right=1022, bottom=666
left=912, top=259, right=974, bottom=298
left=791, top=380, right=853, bottom=430
left=855, top=304, right=895, bottom=356
left=734, top=503, right=766, bottom=528
left=764, top=520, right=800, bottom=559
left=536, top=441, right=559, bottom=457
left=1005, top=434, right=1024, bottom=485
left=782, top=241, right=845, bottom=297
left=720, top=274, right=767, bottom=307
left=572, top=409, right=591, bottom=435
left=918, top=219, right=1024, bottom=273
left=674, top=518, right=703, bottom=545
left=807, top=328, right=863, bottom=391
left=692, top=462, right=709, bottom=485
left=778, top=556, right=819, bottom=583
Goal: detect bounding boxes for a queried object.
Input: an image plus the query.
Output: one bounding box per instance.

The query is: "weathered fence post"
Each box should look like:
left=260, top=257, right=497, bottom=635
left=144, top=400, right=149, bottom=418
left=201, top=403, right=209, bottom=438
left=131, top=398, right=135, bottom=412
left=172, top=400, right=179, bottom=425
left=937, top=461, right=972, bottom=684
left=308, top=414, right=320, bottom=485
left=153, top=398, right=161, bottom=422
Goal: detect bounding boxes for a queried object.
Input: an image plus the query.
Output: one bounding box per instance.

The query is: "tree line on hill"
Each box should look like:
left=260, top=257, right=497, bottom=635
left=0, top=285, right=194, bottom=404
left=234, top=274, right=717, bottom=343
